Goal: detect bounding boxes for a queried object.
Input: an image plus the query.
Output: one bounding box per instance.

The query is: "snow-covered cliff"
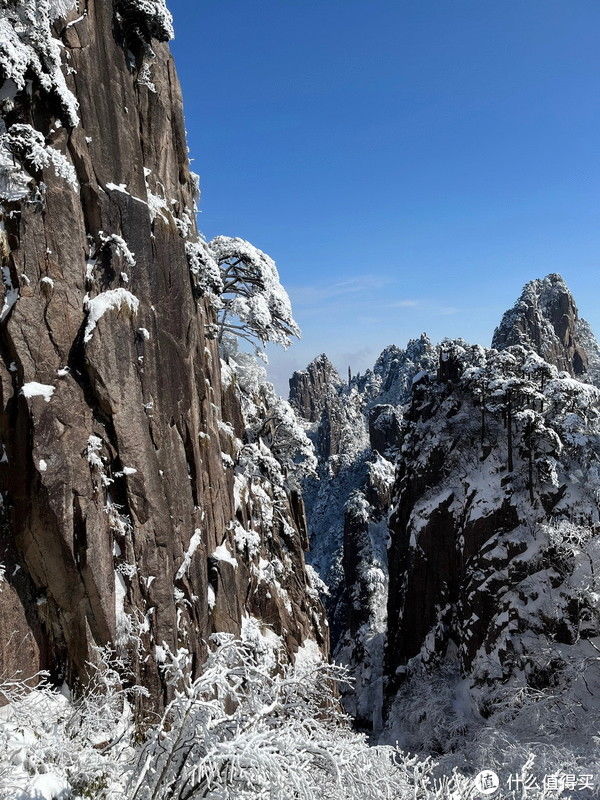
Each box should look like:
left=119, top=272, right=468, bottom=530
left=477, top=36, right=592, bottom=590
left=295, top=275, right=600, bottom=783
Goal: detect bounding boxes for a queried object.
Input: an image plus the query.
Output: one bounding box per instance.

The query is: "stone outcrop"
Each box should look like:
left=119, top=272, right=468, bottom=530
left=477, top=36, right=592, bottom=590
left=289, top=353, right=343, bottom=424
left=0, top=0, right=324, bottom=702
left=492, top=273, right=595, bottom=378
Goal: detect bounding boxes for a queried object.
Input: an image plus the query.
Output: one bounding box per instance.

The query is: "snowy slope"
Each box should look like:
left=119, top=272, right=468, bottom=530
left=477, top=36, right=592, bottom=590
left=383, top=339, right=600, bottom=786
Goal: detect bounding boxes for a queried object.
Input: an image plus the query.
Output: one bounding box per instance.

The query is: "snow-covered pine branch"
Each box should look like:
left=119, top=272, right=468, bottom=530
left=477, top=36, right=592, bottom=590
left=222, top=336, right=317, bottom=486
left=187, top=236, right=300, bottom=351
left=0, top=123, right=78, bottom=195
left=115, top=0, right=175, bottom=43
left=0, top=0, right=79, bottom=129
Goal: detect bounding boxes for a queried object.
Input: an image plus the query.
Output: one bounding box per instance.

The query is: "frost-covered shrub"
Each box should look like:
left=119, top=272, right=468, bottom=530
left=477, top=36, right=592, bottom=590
left=125, top=635, right=455, bottom=800
left=5, top=634, right=596, bottom=799
left=0, top=648, right=145, bottom=800
left=0, top=0, right=79, bottom=125
left=245, top=387, right=317, bottom=482
left=0, top=123, right=77, bottom=197
left=114, top=0, right=174, bottom=43
left=385, top=656, right=600, bottom=797
left=0, top=1, right=80, bottom=204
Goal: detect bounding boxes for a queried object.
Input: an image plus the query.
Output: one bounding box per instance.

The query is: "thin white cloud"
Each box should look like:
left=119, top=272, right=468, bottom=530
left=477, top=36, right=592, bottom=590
left=437, top=305, right=460, bottom=316
left=290, top=275, right=396, bottom=306
left=387, top=299, right=420, bottom=308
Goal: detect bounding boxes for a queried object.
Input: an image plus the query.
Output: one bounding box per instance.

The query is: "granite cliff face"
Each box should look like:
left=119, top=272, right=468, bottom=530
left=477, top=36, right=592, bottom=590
left=289, top=354, right=344, bottom=425
left=0, top=0, right=324, bottom=702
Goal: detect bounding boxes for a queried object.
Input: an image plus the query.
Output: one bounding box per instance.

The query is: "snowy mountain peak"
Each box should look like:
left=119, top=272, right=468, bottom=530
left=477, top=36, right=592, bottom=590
left=364, top=334, right=437, bottom=404
left=492, top=273, right=600, bottom=380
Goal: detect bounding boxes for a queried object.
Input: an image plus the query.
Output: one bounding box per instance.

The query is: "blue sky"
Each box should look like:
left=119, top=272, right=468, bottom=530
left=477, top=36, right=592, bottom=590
left=169, top=0, right=600, bottom=393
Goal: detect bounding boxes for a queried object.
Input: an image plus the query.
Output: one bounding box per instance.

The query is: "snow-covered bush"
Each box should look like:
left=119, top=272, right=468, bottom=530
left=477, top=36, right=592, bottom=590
left=245, top=387, right=317, bottom=482
left=385, top=655, right=600, bottom=797
left=223, top=336, right=317, bottom=485
left=0, top=0, right=79, bottom=127
left=0, top=1, right=80, bottom=204
left=5, top=633, right=597, bottom=799
left=115, top=0, right=174, bottom=43
left=2, top=636, right=448, bottom=800
left=0, top=647, right=145, bottom=800
left=124, top=635, right=458, bottom=800
left=0, top=123, right=77, bottom=193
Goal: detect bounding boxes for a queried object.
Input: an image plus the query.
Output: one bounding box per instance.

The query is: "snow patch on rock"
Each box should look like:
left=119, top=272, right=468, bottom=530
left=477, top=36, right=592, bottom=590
left=83, top=288, right=139, bottom=343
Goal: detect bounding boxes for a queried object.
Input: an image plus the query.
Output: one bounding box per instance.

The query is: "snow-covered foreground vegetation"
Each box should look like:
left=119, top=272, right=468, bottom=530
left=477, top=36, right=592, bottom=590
left=1, top=635, right=598, bottom=799
left=0, top=637, right=418, bottom=800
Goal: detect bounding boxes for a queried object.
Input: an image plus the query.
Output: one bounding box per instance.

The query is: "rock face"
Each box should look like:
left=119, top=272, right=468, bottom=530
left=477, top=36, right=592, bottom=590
left=289, top=354, right=343, bottom=424
left=0, top=0, right=324, bottom=702
left=492, top=273, right=598, bottom=379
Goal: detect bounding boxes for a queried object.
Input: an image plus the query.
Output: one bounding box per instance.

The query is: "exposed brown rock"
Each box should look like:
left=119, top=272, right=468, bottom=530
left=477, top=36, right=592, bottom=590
left=289, top=354, right=343, bottom=423
left=0, top=1, right=325, bottom=701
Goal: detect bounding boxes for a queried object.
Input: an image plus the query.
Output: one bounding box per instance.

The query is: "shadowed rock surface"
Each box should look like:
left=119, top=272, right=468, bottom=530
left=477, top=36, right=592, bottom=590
left=0, top=0, right=324, bottom=701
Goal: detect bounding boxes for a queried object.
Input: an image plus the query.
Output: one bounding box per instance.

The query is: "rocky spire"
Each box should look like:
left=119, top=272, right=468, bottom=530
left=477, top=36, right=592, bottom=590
left=289, top=354, right=343, bottom=422
left=492, top=273, right=600, bottom=379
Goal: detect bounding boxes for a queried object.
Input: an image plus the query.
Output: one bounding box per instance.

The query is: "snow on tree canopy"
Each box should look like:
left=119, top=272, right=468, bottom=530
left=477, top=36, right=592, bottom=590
left=208, top=235, right=300, bottom=349
left=0, top=0, right=79, bottom=127
left=83, top=289, right=140, bottom=343
left=98, top=232, right=136, bottom=269
left=48, top=0, right=76, bottom=18
left=185, top=239, right=223, bottom=300
left=0, top=123, right=77, bottom=190
left=115, top=0, right=175, bottom=43
left=222, top=336, right=317, bottom=485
